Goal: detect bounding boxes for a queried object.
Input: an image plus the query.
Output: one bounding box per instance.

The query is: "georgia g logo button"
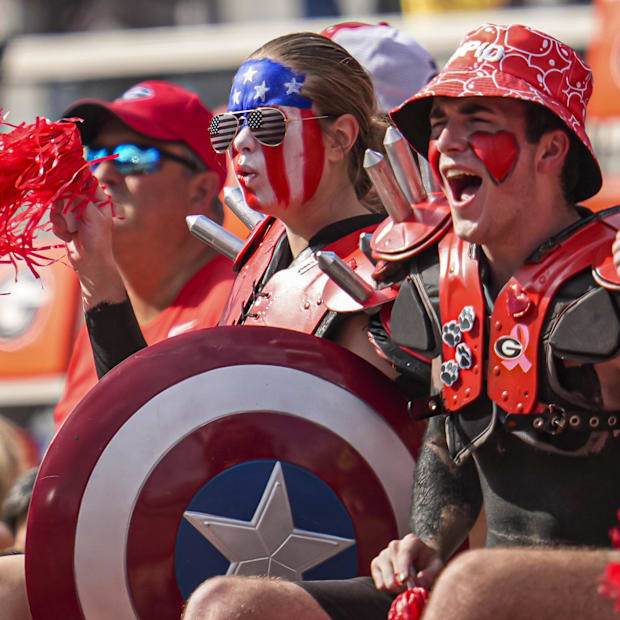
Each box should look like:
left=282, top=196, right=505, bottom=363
left=494, top=335, right=522, bottom=360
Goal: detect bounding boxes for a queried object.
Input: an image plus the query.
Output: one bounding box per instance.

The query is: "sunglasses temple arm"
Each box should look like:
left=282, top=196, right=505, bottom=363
left=186, top=215, right=244, bottom=261
left=223, top=187, right=266, bottom=231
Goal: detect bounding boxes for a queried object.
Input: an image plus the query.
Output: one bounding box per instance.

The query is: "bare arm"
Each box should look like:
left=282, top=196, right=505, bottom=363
left=371, top=415, right=482, bottom=592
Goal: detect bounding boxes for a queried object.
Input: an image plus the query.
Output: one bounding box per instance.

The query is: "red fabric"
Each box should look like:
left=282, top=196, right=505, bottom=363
left=53, top=254, right=233, bottom=430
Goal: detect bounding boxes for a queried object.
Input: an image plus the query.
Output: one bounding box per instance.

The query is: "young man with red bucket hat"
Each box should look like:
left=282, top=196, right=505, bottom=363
left=368, top=22, right=620, bottom=619
left=181, top=24, right=620, bottom=620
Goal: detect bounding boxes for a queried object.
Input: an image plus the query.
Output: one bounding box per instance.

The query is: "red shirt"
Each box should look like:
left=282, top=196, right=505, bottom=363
left=53, top=254, right=234, bottom=429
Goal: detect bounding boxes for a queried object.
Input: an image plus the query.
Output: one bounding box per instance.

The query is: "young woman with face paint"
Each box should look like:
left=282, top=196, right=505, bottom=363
left=212, top=33, right=410, bottom=378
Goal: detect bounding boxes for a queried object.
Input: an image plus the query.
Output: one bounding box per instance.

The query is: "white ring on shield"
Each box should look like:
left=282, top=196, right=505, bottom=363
left=74, top=364, right=416, bottom=619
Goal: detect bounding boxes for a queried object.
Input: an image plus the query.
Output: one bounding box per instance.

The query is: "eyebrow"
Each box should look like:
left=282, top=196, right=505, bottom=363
left=430, top=100, right=497, bottom=119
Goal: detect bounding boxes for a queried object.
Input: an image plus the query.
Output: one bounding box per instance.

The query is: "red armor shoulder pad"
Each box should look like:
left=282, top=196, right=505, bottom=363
left=219, top=218, right=286, bottom=326
left=591, top=208, right=620, bottom=291
left=232, top=216, right=285, bottom=272
left=322, top=225, right=399, bottom=314
left=370, top=193, right=452, bottom=262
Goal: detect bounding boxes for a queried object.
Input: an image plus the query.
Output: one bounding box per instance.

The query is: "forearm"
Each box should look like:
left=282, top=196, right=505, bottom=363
left=411, top=415, right=482, bottom=561
left=85, top=299, right=147, bottom=378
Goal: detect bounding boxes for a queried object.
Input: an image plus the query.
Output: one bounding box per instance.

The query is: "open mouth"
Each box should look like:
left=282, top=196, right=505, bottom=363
left=445, top=172, right=482, bottom=204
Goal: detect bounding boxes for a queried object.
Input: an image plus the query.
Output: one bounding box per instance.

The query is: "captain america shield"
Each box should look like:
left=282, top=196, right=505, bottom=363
left=26, top=326, right=424, bottom=620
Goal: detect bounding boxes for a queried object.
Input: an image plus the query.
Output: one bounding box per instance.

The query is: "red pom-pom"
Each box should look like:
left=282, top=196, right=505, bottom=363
left=387, top=587, right=429, bottom=620
left=0, top=111, right=112, bottom=277
left=599, top=508, right=620, bottom=611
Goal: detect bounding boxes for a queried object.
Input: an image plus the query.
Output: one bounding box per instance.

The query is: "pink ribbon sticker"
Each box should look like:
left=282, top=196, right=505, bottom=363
left=499, top=324, right=532, bottom=373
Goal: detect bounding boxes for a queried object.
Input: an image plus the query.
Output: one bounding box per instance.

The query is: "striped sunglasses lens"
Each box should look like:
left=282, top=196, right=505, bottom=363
left=209, top=107, right=287, bottom=153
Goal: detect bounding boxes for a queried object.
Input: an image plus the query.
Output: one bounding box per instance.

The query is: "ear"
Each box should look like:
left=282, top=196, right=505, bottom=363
left=186, top=170, right=221, bottom=217
left=536, top=129, right=570, bottom=175
left=323, top=113, right=359, bottom=164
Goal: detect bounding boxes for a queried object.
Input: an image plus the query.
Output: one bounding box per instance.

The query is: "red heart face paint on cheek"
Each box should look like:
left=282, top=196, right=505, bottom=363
left=468, top=131, right=519, bottom=183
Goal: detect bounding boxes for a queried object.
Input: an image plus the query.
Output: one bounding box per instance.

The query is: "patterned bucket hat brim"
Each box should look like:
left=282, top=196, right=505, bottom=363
left=390, top=23, right=602, bottom=202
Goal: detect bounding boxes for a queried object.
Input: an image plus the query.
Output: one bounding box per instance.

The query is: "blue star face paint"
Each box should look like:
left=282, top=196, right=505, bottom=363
left=227, top=58, right=312, bottom=112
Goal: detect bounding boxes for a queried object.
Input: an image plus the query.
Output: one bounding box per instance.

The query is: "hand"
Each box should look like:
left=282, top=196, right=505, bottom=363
left=612, top=230, right=620, bottom=278
left=50, top=186, right=127, bottom=310
left=370, top=533, right=445, bottom=592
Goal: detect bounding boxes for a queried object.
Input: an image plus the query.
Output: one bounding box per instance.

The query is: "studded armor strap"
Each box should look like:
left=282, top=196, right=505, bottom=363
left=438, top=234, right=485, bottom=412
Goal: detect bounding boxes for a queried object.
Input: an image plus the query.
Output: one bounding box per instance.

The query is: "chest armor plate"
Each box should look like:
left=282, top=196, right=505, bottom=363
left=439, top=217, right=620, bottom=414
left=219, top=217, right=286, bottom=326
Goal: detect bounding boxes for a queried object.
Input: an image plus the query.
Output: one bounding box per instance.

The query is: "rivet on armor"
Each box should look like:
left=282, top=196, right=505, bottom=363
left=493, top=366, right=501, bottom=376
left=303, top=301, right=310, bottom=309
left=589, top=417, right=600, bottom=428
left=569, top=415, right=581, bottom=427
left=532, top=417, right=545, bottom=430
left=495, top=321, right=502, bottom=330
left=316, top=298, right=322, bottom=305
left=465, top=388, right=471, bottom=397
left=608, top=416, right=618, bottom=426
left=428, top=400, right=438, bottom=412
left=516, top=403, right=523, bottom=413
left=453, top=395, right=458, bottom=403
left=501, top=391, right=509, bottom=401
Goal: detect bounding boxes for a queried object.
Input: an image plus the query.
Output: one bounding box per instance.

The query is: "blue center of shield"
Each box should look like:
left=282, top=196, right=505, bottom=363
left=174, top=459, right=357, bottom=599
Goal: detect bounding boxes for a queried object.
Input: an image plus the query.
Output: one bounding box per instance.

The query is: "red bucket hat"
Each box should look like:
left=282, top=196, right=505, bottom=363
left=390, top=23, right=602, bottom=202
left=63, top=80, right=227, bottom=188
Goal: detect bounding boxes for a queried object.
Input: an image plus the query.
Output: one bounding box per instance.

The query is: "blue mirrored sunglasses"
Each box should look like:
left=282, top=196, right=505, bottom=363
left=85, top=143, right=199, bottom=175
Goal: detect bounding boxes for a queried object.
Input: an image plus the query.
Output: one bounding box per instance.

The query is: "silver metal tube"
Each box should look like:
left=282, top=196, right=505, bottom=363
left=316, top=250, right=373, bottom=303
left=358, top=233, right=375, bottom=263
left=186, top=214, right=244, bottom=260
left=363, top=149, right=411, bottom=222
left=383, top=126, right=427, bottom=204
left=223, top=186, right=265, bottom=230
left=418, top=156, right=442, bottom=194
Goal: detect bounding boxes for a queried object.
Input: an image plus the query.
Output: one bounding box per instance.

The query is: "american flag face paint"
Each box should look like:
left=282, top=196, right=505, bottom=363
left=226, top=58, right=326, bottom=212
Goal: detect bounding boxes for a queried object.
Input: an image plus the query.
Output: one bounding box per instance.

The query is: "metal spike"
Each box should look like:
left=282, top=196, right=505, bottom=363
left=363, top=149, right=412, bottom=222
left=418, top=156, right=442, bottom=194
left=316, top=251, right=373, bottom=303
left=358, top=233, right=376, bottom=264
left=383, top=126, right=427, bottom=203
left=186, top=214, right=244, bottom=260
left=223, top=187, right=266, bottom=230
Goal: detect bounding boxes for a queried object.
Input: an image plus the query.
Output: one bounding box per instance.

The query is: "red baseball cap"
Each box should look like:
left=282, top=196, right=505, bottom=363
left=391, top=23, right=602, bottom=201
left=62, top=80, right=227, bottom=188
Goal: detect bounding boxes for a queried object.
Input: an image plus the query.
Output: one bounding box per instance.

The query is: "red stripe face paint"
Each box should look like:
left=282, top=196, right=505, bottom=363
left=299, top=109, right=325, bottom=203
left=262, top=135, right=290, bottom=208
left=234, top=106, right=326, bottom=213
left=468, top=131, right=519, bottom=184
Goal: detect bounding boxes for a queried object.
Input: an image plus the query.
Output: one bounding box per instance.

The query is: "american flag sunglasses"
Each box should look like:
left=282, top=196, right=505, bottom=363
left=208, top=107, right=329, bottom=153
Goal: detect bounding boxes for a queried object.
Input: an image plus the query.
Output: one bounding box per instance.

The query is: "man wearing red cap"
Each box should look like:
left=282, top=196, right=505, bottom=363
left=52, top=81, right=234, bottom=429
left=182, top=23, right=620, bottom=620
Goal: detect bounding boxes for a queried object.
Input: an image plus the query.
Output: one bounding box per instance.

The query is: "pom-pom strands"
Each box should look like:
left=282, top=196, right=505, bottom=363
left=0, top=113, right=112, bottom=276
left=599, top=508, right=620, bottom=612
left=387, top=586, right=429, bottom=620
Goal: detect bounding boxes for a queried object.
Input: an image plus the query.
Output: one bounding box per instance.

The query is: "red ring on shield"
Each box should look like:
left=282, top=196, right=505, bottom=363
left=26, top=326, right=423, bottom=619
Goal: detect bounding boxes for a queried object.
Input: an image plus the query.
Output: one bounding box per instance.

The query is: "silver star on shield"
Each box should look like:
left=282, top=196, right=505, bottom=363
left=183, top=461, right=355, bottom=580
